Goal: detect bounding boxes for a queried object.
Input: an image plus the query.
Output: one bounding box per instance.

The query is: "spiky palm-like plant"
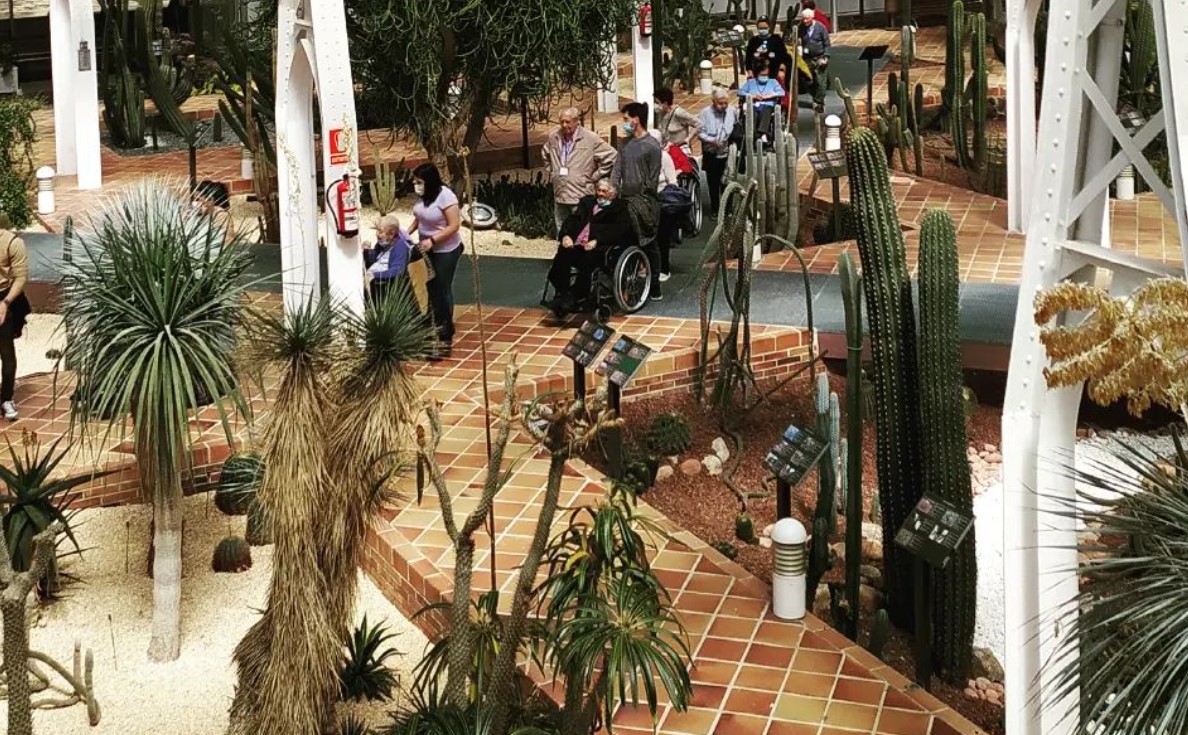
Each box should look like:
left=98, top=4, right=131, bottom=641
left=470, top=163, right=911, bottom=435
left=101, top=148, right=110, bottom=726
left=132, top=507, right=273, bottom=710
left=1047, top=433, right=1188, bottom=735
left=230, top=298, right=341, bottom=734
left=60, top=178, right=253, bottom=661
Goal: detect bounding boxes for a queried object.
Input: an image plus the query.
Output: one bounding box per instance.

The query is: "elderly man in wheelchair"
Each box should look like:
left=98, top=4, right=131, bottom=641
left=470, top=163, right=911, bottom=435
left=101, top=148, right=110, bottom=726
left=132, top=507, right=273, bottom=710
left=544, top=178, right=652, bottom=321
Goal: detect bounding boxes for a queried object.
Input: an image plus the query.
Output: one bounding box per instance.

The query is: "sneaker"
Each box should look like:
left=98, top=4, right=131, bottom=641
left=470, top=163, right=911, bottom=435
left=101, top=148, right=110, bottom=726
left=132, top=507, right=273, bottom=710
left=658, top=272, right=671, bottom=283
left=813, top=103, right=825, bottom=113
left=2, top=401, right=16, bottom=421
left=650, top=292, right=663, bottom=302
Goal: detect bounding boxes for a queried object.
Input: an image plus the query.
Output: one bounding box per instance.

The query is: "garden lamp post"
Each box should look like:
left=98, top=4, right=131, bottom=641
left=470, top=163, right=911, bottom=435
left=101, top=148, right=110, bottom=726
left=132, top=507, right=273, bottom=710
left=771, top=518, right=807, bottom=620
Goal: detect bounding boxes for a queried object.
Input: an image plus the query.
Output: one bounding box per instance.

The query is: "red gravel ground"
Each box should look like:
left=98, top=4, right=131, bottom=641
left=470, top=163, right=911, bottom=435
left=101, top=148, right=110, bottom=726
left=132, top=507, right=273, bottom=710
left=608, top=368, right=1006, bottom=735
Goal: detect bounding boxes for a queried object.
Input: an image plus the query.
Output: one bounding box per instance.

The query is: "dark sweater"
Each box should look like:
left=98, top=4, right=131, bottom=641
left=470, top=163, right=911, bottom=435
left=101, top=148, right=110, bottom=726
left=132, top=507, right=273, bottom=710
left=560, top=195, right=635, bottom=248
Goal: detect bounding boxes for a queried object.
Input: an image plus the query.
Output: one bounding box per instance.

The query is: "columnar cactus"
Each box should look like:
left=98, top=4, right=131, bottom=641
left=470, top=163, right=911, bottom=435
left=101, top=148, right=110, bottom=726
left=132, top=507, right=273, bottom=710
left=838, top=252, right=865, bottom=641
left=845, top=127, right=924, bottom=628
left=917, top=209, right=977, bottom=682
left=900, top=24, right=914, bottom=94
left=948, top=1, right=968, bottom=168
left=832, top=76, right=859, bottom=129
left=969, top=12, right=988, bottom=170
left=807, top=373, right=840, bottom=607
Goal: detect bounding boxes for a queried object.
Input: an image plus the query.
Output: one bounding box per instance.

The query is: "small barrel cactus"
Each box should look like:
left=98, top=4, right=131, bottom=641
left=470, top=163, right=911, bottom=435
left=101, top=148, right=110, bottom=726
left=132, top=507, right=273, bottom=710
left=215, top=451, right=264, bottom=516
left=646, top=413, right=693, bottom=456
left=734, top=512, right=756, bottom=544
left=867, top=608, right=891, bottom=661
left=212, top=535, right=252, bottom=573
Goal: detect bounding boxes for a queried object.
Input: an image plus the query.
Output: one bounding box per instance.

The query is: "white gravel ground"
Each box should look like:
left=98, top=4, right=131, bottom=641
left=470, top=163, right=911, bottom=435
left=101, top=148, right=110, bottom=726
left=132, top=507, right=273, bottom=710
left=1, top=494, right=429, bottom=734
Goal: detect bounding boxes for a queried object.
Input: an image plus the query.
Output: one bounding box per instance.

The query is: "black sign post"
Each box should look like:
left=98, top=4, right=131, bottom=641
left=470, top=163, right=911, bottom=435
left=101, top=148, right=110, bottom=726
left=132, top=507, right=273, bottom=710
left=808, top=150, right=849, bottom=242
left=595, top=335, right=653, bottom=480
left=858, top=45, right=890, bottom=125
left=764, top=424, right=830, bottom=519
left=715, top=29, right=746, bottom=91
left=893, top=493, right=975, bottom=690
left=564, top=321, right=615, bottom=404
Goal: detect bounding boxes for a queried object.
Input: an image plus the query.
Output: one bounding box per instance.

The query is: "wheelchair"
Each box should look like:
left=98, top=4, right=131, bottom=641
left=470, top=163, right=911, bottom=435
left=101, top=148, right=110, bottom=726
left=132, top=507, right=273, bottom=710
left=540, top=240, right=653, bottom=323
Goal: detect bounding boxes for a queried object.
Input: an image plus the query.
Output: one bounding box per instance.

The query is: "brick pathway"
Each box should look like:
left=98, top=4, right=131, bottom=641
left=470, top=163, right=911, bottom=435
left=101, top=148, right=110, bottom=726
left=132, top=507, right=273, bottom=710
left=1, top=303, right=984, bottom=735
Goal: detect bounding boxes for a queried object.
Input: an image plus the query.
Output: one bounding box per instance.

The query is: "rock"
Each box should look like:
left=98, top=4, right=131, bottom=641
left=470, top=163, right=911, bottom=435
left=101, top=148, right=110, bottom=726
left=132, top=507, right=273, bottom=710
left=759, top=536, right=772, bottom=549
left=761, top=523, right=775, bottom=538
left=986, top=452, right=1002, bottom=463
left=814, top=583, right=831, bottom=612
left=975, top=677, right=992, bottom=691
left=655, top=465, right=675, bottom=482
left=861, top=522, right=883, bottom=542
left=858, top=583, right=883, bottom=613
left=964, top=688, right=980, bottom=701
left=702, top=455, right=723, bottom=476
left=971, top=647, right=1005, bottom=681
left=861, top=538, right=883, bottom=562
left=860, top=564, right=883, bottom=589
left=985, top=688, right=1002, bottom=706
left=984, top=443, right=997, bottom=453
left=667, top=456, right=680, bottom=466
left=711, top=437, right=731, bottom=463
left=830, top=542, right=846, bottom=564
left=679, top=458, right=702, bottom=476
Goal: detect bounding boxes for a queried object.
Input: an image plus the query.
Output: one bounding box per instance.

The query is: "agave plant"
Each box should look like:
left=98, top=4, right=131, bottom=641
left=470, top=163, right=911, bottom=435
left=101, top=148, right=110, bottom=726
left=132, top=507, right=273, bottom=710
left=1046, top=431, right=1188, bottom=735
left=0, top=436, right=108, bottom=584
left=340, top=616, right=402, bottom=702
left=60, top=178, right=255, bottom=661
left=339, top=713, right=373, bottom=735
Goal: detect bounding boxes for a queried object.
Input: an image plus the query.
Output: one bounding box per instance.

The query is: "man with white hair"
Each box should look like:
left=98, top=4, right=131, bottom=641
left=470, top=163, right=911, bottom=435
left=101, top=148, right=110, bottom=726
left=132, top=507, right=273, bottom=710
left=798, top=7, right=831, bottom=112
left=697, top=88, right=738, bottom=218
left=362, top=213, right=416, bottom=305
left=542, top=107, right=617, bottom=237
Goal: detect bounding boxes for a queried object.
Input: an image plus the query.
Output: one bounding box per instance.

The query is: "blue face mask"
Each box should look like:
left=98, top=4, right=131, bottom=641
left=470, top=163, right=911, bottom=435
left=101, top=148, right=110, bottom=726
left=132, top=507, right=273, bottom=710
left=597, top=198, right=612, bottom=208
left=757, top=75, right=769, bottom=83
left=622, top=121, right=635, bottom=136
left=758, top=28, right=770, bottom=37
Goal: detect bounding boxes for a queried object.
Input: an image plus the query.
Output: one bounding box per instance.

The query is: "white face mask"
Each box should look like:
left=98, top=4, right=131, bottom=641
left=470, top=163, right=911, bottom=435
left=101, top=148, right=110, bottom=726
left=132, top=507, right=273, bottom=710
left=413, top=182, right=426, bottom=196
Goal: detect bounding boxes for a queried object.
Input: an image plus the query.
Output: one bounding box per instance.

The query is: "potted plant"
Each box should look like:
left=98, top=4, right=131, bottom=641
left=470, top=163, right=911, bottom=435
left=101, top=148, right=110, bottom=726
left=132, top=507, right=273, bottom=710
left=0, top=43, right=18, bottom=95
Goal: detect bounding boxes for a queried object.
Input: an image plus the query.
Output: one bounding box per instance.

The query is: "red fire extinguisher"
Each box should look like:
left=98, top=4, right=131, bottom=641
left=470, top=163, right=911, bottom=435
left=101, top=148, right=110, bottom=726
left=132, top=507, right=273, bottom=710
left=639, top=2, right=653, bottom=36
left=326, top=172, right=360, bottom=238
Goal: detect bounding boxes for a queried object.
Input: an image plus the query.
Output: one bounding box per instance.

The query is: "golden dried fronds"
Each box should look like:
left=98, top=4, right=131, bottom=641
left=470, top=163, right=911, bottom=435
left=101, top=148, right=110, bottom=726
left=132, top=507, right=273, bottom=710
left=1034, top=278, right=1188, bottom=417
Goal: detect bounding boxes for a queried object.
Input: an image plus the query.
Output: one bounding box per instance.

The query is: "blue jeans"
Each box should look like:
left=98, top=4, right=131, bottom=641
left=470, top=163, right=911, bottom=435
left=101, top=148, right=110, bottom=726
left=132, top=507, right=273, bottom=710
left=426, top=246, right=462, bottom=343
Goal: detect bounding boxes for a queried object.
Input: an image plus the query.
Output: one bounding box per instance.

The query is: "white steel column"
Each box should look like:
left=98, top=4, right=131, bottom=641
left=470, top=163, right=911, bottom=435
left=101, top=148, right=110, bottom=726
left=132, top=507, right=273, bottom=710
left=50, top=0, right=102, bottom=190
left=632, top=25, right=654, bottom=112
left=597, top=40, right=619, bottom=113
left=1005, top=0, right=1040, bottom=232
left=1003, top=1, right=1188, bottom=733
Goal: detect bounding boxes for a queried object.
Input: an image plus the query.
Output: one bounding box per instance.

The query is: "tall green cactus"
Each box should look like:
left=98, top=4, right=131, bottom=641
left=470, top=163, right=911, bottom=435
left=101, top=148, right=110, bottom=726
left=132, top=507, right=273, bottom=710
left=1126, top=0, right=1157, bottom=116
left=832, top=76, right=858, bottom=129
left=807, top=373, right=840, bottom=607
left=917, top=210, right=977, bottom=682
left=900, top=24, right=914, bottom=95
left=100, top=0, right=147, bottom=149
left=845, top=127, right=924, bottom=628
left=948, top=1, right=968, bottom=167
left=969, top=12, right=988, bottom=170
left=838, top=252, right=864, bottom=642
left=139, top=1, right=195, bottom=144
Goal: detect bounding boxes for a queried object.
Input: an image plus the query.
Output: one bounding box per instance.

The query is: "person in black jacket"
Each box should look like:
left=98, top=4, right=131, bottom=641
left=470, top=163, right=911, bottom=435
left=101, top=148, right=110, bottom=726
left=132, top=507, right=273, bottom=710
left=546, top=179, right=634, bottom=316
left=744, top=16, right=792, bottom=81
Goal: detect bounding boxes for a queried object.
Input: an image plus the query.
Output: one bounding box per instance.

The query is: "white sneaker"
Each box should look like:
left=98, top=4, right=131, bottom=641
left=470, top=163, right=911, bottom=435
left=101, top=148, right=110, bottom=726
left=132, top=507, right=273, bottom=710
left=2, top=401, right=16, bottom=421
left=659, top=272, right=671, bottom=283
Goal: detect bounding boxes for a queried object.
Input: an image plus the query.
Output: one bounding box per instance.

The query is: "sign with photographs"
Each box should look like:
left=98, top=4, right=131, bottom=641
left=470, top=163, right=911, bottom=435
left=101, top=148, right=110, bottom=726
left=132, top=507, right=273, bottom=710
left=763, top=424, right=829, bottom=487
left=1119, top=110, right=1147, bottom=131
left=563, top=320, right=616, bottom=368
left=594, top=335, right=652, bottom=388
left=893, top=493, right=974, bottom=569
left=808, top=150, right=848, bottom=179
left=715, top=29, right=745, bottom=47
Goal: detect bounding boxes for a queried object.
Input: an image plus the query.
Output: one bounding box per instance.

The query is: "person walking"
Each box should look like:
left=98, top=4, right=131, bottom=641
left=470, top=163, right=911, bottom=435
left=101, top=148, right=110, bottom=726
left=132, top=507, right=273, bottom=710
left=650, top=129, right=683, bottom=284
left=0, top=220, right=31, bottom=421
left=744, top=15, right=792, bottom=80
left=612, top=102, right=664, bottom=301
left=697, top=88, right=737, bottom=219
left=654, top=88, right=702, bottom=148
left=408, top=162, right=462, bottom=360
left=542, top=107, right=617, bottom=236
left=798, top=7, right=831, bottom=112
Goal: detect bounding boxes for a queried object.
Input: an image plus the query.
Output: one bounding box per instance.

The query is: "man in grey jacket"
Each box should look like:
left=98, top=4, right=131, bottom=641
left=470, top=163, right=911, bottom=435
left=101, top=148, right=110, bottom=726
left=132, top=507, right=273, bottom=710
left=543, top=107, right=617, bottom=236
left=612, top=102, right=664, bottom=301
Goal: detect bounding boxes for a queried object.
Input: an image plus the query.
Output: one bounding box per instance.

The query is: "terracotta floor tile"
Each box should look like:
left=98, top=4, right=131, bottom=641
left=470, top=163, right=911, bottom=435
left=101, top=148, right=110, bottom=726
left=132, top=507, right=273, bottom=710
left=690, top=660, right=739, bottom=686
left=875, top=708, right=933, bottom=735
left=690, top=684, right=729, bottom=710
left=615, top=703, right=667, bottom=730
left=698, top=637, right=750, bottom=662
left=712, top=713, right=769, bottom=735
left=765, top=722, right=821, bottom=735
left=733, top=665, right=789, bottom=692
left=725, top=687, right=779, bottom=717
left=783, top=672, right=838, bottom=699
left=822, top=701, right=878, bottom=732
left=791, top=649, right=844, bottom=677
left=773, top=694, right=829, bottom=724
left=708, top=615, right=759, bottom=640
left=745, top=643, right=795, bottom=669
left=660, top=706, right=720, bottom=735
left=831, top=678, right=887, bottom=707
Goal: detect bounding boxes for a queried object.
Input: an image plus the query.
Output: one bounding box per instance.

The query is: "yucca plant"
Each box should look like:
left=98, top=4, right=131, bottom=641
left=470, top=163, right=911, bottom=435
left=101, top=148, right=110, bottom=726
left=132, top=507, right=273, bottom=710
left=340, top=616, right=402, bottom=702
left=60, top=178, right=255, bottom=661
left=0, top=435, right=108, bottom=588
left=1046, top=431, right=1188, bottom=735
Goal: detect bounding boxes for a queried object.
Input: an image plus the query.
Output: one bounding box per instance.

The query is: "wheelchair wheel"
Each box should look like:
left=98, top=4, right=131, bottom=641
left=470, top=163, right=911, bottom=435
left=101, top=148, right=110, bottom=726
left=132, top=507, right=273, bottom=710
left=680, top=169, right=703, bottom=237
left=613, top=246, right=652, bottom=313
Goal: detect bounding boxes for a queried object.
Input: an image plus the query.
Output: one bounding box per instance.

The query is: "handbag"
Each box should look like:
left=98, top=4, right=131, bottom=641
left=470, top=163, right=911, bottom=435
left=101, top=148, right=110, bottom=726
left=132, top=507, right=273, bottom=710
left=405, top=246, right=433, bottom=314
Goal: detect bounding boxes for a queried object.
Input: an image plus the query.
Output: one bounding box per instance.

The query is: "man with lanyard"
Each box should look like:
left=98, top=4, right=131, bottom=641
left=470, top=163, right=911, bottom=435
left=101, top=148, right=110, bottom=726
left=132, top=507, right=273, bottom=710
left=798, top=7, right=831, bottom=112
left=696, top=88, right=737, bottom=219
left=542, top=107, right=617, bottom=237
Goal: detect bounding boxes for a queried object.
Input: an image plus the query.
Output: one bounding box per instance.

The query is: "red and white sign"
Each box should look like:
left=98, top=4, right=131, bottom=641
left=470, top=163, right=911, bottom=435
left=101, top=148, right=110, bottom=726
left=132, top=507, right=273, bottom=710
left=328, top=128, right=352, bottom=165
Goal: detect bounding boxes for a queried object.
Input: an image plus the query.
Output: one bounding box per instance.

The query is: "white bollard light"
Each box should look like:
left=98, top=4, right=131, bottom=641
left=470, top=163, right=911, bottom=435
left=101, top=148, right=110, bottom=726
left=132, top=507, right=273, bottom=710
left=699, top=59, right=714, bottom=95
left=824, top=114, right=843, bottom=152
left=771, top=517, right=808, bottom=620
left=1115, top=164, right=1135, bottom=201
left=241, top=147, right=254, bottom=180
left=36, top=166, right=56, bottom=215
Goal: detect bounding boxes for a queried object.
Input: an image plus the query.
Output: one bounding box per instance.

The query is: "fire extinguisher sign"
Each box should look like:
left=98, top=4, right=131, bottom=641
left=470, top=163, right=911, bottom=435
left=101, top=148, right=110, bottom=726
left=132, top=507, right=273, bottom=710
left=328, top=128, right=353, bottom=166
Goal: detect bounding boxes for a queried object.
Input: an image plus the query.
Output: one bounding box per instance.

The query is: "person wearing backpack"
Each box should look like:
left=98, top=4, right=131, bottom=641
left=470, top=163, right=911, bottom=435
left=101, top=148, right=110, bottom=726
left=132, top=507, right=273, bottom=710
left=0, top=219, right=31, bottom=421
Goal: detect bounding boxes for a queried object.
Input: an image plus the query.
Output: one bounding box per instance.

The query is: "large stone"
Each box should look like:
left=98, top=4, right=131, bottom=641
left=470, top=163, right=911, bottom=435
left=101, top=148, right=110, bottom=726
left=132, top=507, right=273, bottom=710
left=861, top=522, right=883, bottom=542
left=702, top=455, right=723, bottom=476
left=814, top=582, right=831, bottom=613
left=861, top=538, right=883, bottom=562
left=858, top=583, right=883, bottom=613
left=711, top=437, right=731, bottom=463
left=985, top=688, right=1002, bottom=706
left=830, top=541, right=846, bottom=563
left=860, top=564, right=883, bottom=589
left=679, top=458, right=702, bottom=476
left=655, top=464, right=675, bottom=482
left=971, top=647, right=1005, bottom=681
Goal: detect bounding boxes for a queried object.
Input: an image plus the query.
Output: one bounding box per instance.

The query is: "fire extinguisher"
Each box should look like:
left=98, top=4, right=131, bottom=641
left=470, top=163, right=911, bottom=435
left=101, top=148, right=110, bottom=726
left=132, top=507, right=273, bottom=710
left=639, top=2, right=653, bottom=36
left=326, top=172, right=360, bottom=238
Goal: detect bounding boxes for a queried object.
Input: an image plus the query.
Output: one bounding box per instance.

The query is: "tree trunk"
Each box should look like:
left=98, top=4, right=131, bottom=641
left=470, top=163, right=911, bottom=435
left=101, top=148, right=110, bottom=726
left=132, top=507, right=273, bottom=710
left=2, top=596, right=33, bottom=735
left=147, top=487, right=183, bottom=661
left=445, top=538, right=476, bottom=708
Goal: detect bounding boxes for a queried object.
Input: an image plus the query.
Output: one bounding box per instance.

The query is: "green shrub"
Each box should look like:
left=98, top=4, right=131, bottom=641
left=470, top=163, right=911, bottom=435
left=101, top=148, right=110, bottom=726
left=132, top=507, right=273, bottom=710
left=646, top=413, right=693, bottom=456
left=0, top=96, right=40, bottom=229
left=340, top=616, right=401, bottom=702
left=473, top=173, right=555, bottom=240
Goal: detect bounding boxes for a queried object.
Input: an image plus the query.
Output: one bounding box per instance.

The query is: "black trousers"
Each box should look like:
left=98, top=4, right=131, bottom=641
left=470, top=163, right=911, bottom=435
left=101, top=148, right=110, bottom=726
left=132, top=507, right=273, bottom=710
left=547, top=244, right=601, bottom=299
left=426, top=247, right=462, bottom=344
left=657, top=211, right=680, bottom=276
left=703, top=154, right=728, bottom=216
left=0, top=319, right=15, bottom=404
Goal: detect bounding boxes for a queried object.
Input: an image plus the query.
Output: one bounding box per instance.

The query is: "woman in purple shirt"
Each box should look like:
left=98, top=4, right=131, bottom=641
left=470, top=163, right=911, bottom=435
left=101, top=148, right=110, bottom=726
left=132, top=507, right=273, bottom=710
left=408, top=162, right=463, bottom=359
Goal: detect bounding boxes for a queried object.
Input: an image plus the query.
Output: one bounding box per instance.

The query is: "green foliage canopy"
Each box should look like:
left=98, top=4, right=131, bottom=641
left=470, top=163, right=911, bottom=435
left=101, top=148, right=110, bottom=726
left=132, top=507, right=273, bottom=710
left=0, top=96, right=40, bottom=229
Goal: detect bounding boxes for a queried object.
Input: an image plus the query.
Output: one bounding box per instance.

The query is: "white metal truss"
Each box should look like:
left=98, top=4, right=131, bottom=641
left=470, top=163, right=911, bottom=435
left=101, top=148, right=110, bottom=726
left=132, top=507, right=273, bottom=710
left=275, top=0, right=365, bottom=316
left=1005, top=0, right=1043, bottom=232
left=1003, top=0, right=1188, bottom=733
